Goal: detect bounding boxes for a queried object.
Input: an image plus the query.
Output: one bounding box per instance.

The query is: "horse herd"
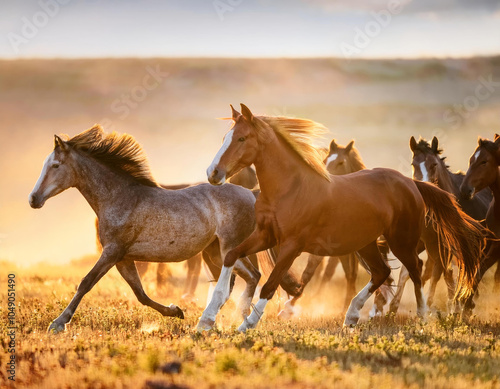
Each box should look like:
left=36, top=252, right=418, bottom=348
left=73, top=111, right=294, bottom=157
left=29, top=104, right=500, bottom=333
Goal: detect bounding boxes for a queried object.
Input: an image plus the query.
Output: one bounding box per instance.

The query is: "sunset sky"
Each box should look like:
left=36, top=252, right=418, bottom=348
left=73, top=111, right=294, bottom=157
left=1, top=0, right=500, bottom=59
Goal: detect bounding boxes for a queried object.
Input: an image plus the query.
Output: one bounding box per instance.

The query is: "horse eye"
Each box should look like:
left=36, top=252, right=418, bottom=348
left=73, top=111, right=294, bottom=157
left=52, top=163, right=60, bottom=169
left=480, top=160, right=487, bottom=165
left=238, top=137, right=246, bottom=142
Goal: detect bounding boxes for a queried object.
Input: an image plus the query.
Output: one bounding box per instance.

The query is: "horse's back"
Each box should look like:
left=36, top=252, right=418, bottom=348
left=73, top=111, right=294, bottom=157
left=120, top=183, right=255, bottom=261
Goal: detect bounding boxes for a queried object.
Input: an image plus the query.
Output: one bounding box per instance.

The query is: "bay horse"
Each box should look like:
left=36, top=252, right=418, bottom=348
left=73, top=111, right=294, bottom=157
left=390, top=136, right=492, bottom=312
left=460, top=135, right=500, bottom=315
left=29, top=125, right=262, bottom=333
left=198, top=104, right=485, bottom=331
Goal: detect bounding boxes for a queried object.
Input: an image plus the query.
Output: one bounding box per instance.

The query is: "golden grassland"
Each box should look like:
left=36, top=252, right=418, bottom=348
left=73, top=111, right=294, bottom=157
left=2, top=259, right=500, bottom=389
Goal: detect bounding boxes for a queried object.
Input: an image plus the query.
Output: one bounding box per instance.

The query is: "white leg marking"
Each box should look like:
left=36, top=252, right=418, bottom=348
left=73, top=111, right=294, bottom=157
left=420, top=162, right=429, bottom=182
left=325, top=153, right=338, bottom=168
left=205, top=282, right=216, bottom=307
left=344, top=281, right=374, bottom=327
left=416, top=286, right=428, bottom=319
left=238, top=298, right=268, bottom=332
left=197, top=265, right=234, bottom=331
left=207, top=129, right=234, bottom=180
left=277, top=296, right=297, bottom=320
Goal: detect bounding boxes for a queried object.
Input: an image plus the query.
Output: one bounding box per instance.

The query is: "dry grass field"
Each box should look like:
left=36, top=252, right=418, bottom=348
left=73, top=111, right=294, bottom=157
left=2, top=57, right=500, bottom=388
left=1, top=258, right=500, bottom=389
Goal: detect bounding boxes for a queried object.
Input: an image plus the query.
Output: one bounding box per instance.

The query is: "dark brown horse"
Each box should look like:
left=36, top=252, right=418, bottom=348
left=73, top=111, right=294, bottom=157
left=394, top=136, right=493, bottom=311
left=460, top=135, right=500, bottom=315
left=198, top=104, right=485, bottom=331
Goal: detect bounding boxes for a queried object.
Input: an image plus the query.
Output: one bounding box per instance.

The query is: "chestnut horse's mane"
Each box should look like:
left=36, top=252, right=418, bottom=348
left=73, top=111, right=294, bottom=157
left=62, top=125, right=158, bottom=187
left=256, top=116, right=331, bottom=181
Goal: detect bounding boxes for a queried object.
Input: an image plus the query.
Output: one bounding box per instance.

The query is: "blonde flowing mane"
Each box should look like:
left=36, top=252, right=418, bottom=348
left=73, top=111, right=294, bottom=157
left=256, top=116, right=331, bottom=181
left=63, top=125, right=158, bottom=187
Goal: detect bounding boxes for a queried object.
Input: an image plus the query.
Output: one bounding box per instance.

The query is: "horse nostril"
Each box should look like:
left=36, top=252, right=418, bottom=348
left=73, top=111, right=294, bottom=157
left=212, top=169, right=218, bottom=177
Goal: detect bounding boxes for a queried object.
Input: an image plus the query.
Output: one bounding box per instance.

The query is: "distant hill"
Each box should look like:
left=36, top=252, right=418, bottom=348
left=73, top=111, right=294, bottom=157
left=1, top=56, right=499, bottom=265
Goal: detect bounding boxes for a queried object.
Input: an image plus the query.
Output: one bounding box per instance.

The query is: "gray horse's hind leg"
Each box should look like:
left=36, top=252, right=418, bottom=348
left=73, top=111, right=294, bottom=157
left=48, top=249, right=120, bottom=333
left=115, top=260, right=184, bottom=319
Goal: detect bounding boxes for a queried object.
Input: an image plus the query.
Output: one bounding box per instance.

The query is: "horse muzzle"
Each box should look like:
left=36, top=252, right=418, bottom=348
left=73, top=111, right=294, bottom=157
left=207, top=167, right=226, bottom=186
left=459, top=184, right=475, bottom=200
left=29, top=193, right=45, bottom=209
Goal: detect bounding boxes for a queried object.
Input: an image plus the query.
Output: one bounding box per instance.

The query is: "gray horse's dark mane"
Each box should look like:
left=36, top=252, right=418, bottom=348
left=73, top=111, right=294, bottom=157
left=64, top=125, right=158, bottom=187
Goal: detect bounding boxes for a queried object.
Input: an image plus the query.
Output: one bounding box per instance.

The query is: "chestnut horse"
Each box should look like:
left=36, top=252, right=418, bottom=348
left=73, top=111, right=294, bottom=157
left=197, top=104, right=485, bottom=331
left=29, top=125, right=262, bottom=333
left=280, top=139, right=394, bottom=318
left=460, top=135, right=500, bottom=315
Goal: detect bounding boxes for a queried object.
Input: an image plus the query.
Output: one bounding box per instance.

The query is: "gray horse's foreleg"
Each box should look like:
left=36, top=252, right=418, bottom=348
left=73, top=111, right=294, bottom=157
left=116, top=260, right=184, bottom=319
left=48, top=248, right=120, bottom=333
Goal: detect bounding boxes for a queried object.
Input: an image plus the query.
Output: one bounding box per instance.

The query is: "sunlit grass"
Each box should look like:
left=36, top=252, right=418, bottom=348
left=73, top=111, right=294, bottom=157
left=1, top=261, right=500, bottom=389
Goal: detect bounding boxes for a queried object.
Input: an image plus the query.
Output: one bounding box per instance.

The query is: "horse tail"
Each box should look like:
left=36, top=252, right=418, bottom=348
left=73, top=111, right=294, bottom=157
left=414, top=180, right=487, bottom=299
left=256, top=248, right=302, bottom=296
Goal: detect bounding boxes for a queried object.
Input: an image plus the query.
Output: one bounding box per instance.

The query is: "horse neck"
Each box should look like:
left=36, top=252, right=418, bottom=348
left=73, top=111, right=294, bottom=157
left=346, top=156, right=365, bottom=173
left=71, top=152, right=137, bottom=217
left=253, top=134, right=321, bottom=199
left=435, top=163, right=456, bottom=195
left=489, top=167, right=500, bottom=215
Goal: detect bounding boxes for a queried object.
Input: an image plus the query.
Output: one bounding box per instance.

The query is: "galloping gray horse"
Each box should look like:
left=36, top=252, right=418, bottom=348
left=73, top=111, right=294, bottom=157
left=29, top=125, right=260, bottom=333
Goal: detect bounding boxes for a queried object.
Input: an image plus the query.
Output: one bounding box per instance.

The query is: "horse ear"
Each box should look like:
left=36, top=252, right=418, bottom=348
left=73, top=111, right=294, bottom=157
left=495, top=134, right=500, bottom=143
left=329, top=139, right=338, bottom=151
left=345, top=140, right=355, bottom=153
left=54, top=135, right=68, bottom=151
left=409, top=136, right=417, bottom=152
left=240, top=103, right=254, bottom=122
left=230, top=104, right=241, bottom=121
left=478, top=136, right=483, bottom=145
left=431, top=136, right=439, bottom=153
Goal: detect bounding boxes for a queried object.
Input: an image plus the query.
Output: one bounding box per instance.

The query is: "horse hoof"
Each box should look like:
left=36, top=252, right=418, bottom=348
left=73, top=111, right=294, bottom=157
left=342, top=324, right=356, bottom=333
left=168, top=304, right=184, bottom=319
left=237, top=318, right=253, bottom=332
left=47, top=321, right=65, bottom=334
left=196, top=317, right=215, bottom=332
